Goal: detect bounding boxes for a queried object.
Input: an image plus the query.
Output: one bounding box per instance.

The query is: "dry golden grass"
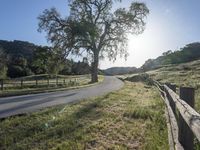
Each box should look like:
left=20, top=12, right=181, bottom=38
left=0, top=81, right=168, bottom=150
left=146, top=59, right=200, bottom=112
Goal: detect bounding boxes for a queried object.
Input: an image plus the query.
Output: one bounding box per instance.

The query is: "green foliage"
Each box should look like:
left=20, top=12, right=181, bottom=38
left=0, top=40, right=37, bottom=78
left=0, top=40, right=36, bottom=59
left=71, top=60, right=90, bottom=75
left=0, top=82, right=168, bottom=149
left=0, top=40, right=91, bottom=78
left=8, top=65, right=28, bottom=77
left=31, top=46, right=50, bottom=74
left=123, top=107, right=154, bottom=120
left=38, top=0, right=149, bottom=82
left=126, top=73, right=154, bottom=85
left=142, top=42, right=200, bottom=71
left=0, top=65, right=7, bottom=79
left=0, top=47, right=7, bottom=79
left=104, top=66, right=138, bottom=75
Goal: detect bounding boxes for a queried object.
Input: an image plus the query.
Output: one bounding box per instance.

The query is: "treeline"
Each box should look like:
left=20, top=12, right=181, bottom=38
left=103, top=67, right=138, bottom=75
left=0, top=40, right=90, bottom=79
left=142, top=42, right=200, bottom=71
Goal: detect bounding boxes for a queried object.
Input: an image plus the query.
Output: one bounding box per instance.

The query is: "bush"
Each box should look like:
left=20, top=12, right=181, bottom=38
left=125, top=73, right=154, bottom=85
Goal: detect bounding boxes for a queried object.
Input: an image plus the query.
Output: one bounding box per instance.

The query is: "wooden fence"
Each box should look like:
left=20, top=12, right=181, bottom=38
left=0, top=75, right=90, bottom=91
left=154, top=80, right=200, bottom=150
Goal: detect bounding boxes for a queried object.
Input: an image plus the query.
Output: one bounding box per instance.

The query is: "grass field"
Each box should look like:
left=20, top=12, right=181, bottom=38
left=0, top=75, right=104, bottom=97
left=145, top=59, right=200, bottom=112
left=0, top=81, right=168, bottom=150
left=1, top=74, right=92, bottom=90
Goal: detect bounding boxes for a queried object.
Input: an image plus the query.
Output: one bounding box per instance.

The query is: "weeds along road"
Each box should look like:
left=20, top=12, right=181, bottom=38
left=0, top=76, right=124, bottom=118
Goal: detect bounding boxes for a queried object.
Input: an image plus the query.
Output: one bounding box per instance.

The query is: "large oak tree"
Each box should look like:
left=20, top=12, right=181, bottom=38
left=38, top=0, right=149, bottom=82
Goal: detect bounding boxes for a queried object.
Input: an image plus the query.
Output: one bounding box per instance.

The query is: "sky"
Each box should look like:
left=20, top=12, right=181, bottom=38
left=0, top=0, right=200, bottom=69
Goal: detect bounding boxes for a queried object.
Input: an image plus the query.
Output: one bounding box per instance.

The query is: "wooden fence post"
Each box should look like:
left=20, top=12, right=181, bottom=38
left=179, top=87, right=195, bottom=150
left=75, top=78, right=77, bottom=85
left=170, top=84, right=176, bottom=92
left=56, top=76, right=58, bottom=86
left=168, top=84, right=177, bottom=116
left=47, top=77, right=49, bottom=87
left=70, top=79, right=72, bottom=86
left=0, top=79, right=3, bottom=91
left=21, top=79, right=23, bottom=88
left=36, top=79, right=38, bottom=86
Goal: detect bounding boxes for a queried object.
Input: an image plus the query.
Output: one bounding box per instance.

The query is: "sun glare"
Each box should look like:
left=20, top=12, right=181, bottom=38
left=100, top=20, right=167, bottom=69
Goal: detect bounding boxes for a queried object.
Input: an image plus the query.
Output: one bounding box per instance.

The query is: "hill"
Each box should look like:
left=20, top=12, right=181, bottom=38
left=0, top=40, right=38, bottom=59
left=145, top=59, right=200, bottom=112
left=103, top=67, right=138, bottom=75
left=0, top=40, right=39, bottom=78
left=121, top=59, right=200, bottom=113
left=104, top=42, right=200, bottom=75
left=141, top=42, right=200, bottom=71
left=0, top=40, right=91, bottom=78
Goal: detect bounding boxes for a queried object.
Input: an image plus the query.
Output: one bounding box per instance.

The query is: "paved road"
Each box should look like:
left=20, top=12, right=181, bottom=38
left=0, top=76, right=124, bottom=118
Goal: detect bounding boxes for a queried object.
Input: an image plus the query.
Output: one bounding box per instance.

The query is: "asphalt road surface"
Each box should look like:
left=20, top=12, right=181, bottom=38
left=0, top=76, right=124, bottom=118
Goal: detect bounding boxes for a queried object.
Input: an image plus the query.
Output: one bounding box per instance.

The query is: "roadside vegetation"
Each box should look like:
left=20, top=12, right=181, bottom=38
left=0, top=81, right=168, bottom=150
left=0, top=74, right=104, bottom=97
left=0, top=40, right=92, bottom=80
left=146, top=59, right=200, bottom=113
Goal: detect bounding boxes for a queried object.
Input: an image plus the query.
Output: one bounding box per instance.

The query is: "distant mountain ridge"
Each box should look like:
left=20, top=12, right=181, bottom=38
left=0, top=40, right=38, bottom=59
left=104, top=42, right=200, bottom=75
left=141, top=42, right=200, bottom=71
left=103, top=67, right=138, bottom=75
left=1, top=40, right=200, bottom=76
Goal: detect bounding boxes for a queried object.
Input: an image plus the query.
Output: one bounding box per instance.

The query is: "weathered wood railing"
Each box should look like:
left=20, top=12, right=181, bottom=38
left=0, top=75, right=90, bottom=91
left=154, top=80, right=200, bottom=150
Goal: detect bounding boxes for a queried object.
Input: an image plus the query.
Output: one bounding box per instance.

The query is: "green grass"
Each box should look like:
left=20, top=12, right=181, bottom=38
left=0, top=75, right=104, bottom=97
left=145, top=59, right=200, bottom=112
left=0, top=81, right=168, bottom=150
left=2, top=74, right=92, bottom=90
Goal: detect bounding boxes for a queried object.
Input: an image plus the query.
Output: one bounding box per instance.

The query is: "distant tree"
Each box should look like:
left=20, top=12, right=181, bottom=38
left=141, top=59, right=154, bottom=71
left=83, top=57, right=88, bottom=64
left=0, top=48, right=7, bottom=79
left=47, top=47, right=66, bottom=74
left=141, top=42, right=200, bottom=71
left=38, top=0, right=149, bottom=82
left=7, top=56, right=33, bottom=78
left=32, top=46, right=65, bottom=75
left=59, top=59, right=74, bottom=75
left=71, top=58, right=90, bottom=75
left=0, top=40, right=38, bottom=78
left=162, top=50, right=172, bottom=56
left=31, top=46, right=51, bottom=74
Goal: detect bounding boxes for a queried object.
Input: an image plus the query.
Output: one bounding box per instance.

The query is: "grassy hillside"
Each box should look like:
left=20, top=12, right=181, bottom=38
left=146, top=59, right=200, bottom=112
left=142, top=42, right=200, bottom=71
left=0, top=81, right=168, bottom=150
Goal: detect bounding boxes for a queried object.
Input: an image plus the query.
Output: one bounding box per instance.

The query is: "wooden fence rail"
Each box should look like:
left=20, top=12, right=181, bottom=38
left=0, top=75, right=90, bottom=91
left=154, top=80, right=200, bottom=150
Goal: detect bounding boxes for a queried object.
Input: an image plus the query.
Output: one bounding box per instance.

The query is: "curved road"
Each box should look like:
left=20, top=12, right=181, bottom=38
left=0, top=76, right=124, bottom=118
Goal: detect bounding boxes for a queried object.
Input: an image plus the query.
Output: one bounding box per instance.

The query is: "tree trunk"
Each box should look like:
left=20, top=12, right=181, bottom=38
left=91, top=52, right=99, bottom=83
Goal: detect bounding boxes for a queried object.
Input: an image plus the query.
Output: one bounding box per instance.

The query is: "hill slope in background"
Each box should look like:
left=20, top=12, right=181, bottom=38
left=0, top=40, right=38, bottom=59
left=146, top=59, right=200, bottom=113
left=0, top=40, right=91, bottom=78
left=104, top=42, right=200, bottom=75
left=141, top=42, right=200, bottom=71
left=103, top=67, right=139, bottom=75
left=1, top=40, right=200, bottom=76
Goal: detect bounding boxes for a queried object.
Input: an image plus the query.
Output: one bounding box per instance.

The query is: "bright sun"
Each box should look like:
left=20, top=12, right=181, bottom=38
left=99, top=13, right=175, bottom=69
